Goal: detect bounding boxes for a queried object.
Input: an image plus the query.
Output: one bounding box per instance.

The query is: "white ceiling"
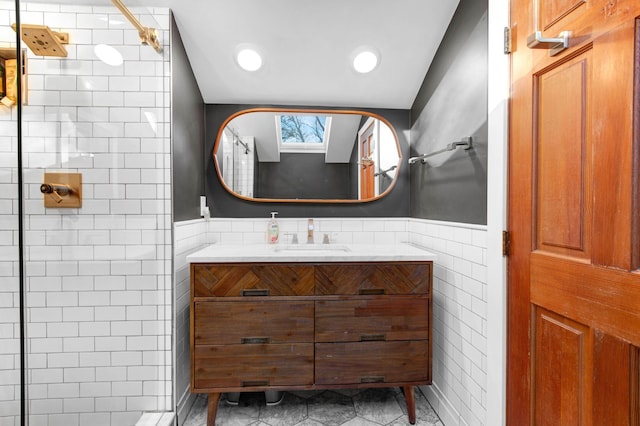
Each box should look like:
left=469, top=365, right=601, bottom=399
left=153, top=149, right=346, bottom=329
left=53, top=0, right=460, bottom=109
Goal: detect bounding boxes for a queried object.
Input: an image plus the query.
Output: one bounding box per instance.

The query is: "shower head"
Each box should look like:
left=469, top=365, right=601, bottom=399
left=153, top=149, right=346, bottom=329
left=12, top=24, right=69, bottom=57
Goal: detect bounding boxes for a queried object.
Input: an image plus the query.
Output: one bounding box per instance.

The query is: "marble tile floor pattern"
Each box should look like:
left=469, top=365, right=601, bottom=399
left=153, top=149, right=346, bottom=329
left=183, top=387, right=443, bottom=426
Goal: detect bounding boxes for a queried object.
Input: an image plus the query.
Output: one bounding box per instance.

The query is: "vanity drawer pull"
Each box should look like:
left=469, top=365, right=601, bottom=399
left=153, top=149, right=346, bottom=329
left=241, top=337, right=270, bottom=344
left=360, top=333, right=386, bottom=342
left=359, top=288, right=385, bottom=295
left=360, top=376, right=385, bottom=383
left=241, top=289, right=270, bottom=296
left=242, top=380, right=269, bottom=387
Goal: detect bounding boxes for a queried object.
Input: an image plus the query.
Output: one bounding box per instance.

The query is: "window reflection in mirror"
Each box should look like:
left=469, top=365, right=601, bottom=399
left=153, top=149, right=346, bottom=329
left=213, top=109, right=401, bottom=203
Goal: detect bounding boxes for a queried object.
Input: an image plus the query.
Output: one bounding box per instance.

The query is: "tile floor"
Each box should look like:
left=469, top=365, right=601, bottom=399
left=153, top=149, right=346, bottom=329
left=183, top=387, right=443, bottom=426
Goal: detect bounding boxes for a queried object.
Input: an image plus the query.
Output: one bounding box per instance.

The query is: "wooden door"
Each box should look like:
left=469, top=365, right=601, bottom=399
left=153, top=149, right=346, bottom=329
left=360, top=122, right=375, bottom=199
left=508, top=0, right=640, bottom=424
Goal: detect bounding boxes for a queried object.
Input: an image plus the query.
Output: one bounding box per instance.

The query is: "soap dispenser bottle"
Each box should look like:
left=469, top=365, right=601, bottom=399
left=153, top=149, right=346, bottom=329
left=267, top=212, right=279, bottom=244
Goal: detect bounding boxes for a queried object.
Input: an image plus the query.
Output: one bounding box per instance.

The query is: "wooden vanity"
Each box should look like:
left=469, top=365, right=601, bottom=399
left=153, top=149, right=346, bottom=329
left=189, top=246, right=433, bottom=425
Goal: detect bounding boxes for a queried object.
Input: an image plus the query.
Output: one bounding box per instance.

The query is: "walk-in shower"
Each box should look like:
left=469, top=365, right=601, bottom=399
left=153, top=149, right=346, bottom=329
left=1, top=1, right=172, bottom=425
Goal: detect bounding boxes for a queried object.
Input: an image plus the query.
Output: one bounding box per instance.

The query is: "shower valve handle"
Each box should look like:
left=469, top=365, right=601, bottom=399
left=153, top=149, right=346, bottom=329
left=40, top=183, right=73, bottom=203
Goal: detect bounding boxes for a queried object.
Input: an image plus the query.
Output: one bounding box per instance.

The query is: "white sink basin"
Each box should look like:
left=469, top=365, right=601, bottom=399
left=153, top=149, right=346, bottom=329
left=273, top=244, right=351, bottom=253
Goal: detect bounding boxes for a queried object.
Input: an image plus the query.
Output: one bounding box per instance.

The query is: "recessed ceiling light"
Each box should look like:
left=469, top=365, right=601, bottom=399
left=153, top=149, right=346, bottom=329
left=236, top=48, right=262, bottom=72
left=94, top=44, right=123, bottom=67
left=353, top=50, right=378, bottom=73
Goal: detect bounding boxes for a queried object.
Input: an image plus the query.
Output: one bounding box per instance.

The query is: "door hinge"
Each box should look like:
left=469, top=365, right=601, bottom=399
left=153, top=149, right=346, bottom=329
left=504, top=27, right=512, bottom=54
left=502, top=230, right=511, bottom=256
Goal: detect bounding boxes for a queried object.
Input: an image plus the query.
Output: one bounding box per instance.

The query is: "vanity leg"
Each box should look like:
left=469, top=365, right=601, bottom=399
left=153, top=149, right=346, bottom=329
left=207, top=392, right=221, bottom=426
left=402, top=386, right=416, bottom=424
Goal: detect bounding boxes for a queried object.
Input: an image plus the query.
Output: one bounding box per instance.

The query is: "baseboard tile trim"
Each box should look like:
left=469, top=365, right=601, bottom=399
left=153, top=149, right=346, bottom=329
left=135, top=412, right=175, bottom=426
left=419, top=384, right=462, bottom=426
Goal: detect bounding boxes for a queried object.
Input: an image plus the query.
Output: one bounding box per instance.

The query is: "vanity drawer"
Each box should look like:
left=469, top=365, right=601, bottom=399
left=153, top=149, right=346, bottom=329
left=315, top=263, right=431, bottom=295
left=315, top=298, right=429, bottom=342
left=315, top=341, right=429, bottom=385
left=192, top=264, right=314, bottom=297
left=193, top=343, right=314, bottom=389
left=194, top=301, right=314, bottom=344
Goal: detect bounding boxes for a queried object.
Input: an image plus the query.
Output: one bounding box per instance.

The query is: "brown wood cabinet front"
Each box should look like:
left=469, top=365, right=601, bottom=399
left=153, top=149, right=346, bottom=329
left=191, top=261, right=432, bottom=425
left=194, top=300, right=314, bottom=345
left=194, top=343, right=314, bottom=388
left=315, top=298, right=429, bottom=342
left=193, top=263, right=314, bottom=297
left=315, top=263, right=431, bottom=295
left=315, top=340, right=430, bottom=385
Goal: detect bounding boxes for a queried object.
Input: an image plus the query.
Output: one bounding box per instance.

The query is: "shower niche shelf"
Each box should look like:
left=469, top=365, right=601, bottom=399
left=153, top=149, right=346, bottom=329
left=0, top=48, right=27, bottom=106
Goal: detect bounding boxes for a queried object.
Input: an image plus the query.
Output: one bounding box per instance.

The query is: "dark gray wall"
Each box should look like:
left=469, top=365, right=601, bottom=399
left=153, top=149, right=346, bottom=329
left=205, top=104, right=410, bottom=218
left=410, top=0, right=488, bottom=225
left=171, top=14, right=206, bottom=221
left=256, top=153, right=353, bottom=199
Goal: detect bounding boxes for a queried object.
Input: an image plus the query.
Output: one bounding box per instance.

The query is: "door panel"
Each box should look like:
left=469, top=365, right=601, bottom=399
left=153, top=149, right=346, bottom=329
left=534, top=52, right=591, bottom=257
left=591, top=20, right=637, bottom=269
left=592, top=332, right=638, bottom=425
left=508, top=0, right=640, bottom=424
left=632, top=347, right=640, bottom=425
left=533, top=308, right=588, bottom=425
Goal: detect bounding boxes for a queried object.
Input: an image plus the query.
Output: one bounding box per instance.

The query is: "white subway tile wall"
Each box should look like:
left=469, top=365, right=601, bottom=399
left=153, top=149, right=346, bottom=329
left=172, top=220, right=207, bottom=425
left=410, top=219, right=488, bottom=426
left=0, top=2, right=171, bottom=425
left=204, top=217, right=410, bottom=246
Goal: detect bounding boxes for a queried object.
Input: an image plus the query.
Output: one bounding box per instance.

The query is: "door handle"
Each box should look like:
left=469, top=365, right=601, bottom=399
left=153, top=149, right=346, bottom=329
left=526, top=30, right=570, bottom=56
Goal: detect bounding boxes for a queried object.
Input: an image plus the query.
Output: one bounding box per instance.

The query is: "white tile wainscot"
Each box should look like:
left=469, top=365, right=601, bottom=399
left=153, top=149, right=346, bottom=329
left=173, top=219, right=208, bottom=425
left=409, top=219, right=488, bottom=426
left=205, top=217, right=410, bottom=246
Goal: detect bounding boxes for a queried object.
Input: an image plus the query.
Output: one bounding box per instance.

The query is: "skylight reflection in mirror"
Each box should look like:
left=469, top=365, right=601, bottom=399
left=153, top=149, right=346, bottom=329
left=277, top=114, right=332, bottom=153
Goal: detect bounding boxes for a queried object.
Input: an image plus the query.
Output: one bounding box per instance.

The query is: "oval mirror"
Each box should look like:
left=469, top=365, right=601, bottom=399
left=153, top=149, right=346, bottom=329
left=213, top=108, right=401, bottom=203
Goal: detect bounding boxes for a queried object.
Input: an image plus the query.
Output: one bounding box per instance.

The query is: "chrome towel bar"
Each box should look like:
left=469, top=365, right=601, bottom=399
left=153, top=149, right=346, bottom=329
left=408, top=136, right=472, bottom=165
left=374, top=165, right=397, bottom=177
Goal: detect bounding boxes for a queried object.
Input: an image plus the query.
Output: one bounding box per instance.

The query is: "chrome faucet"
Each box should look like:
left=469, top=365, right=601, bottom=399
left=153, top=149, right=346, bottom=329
left=307, top=219, right=314, bottom=244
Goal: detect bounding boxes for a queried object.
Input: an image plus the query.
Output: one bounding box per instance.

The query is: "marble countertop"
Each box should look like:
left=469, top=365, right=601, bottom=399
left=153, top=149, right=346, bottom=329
left=187, top=242, right=436, bottom=263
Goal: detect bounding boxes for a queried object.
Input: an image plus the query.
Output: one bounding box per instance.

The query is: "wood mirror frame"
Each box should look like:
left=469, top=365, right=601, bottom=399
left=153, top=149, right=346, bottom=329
left=212, top=108, right=402, bottom=203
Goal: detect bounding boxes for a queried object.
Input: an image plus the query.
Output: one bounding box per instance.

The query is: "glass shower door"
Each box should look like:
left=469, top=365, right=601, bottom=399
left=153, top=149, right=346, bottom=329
left=0, top=1, right=23, bottom=425
left=2, top=0, right=173, bottom=424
